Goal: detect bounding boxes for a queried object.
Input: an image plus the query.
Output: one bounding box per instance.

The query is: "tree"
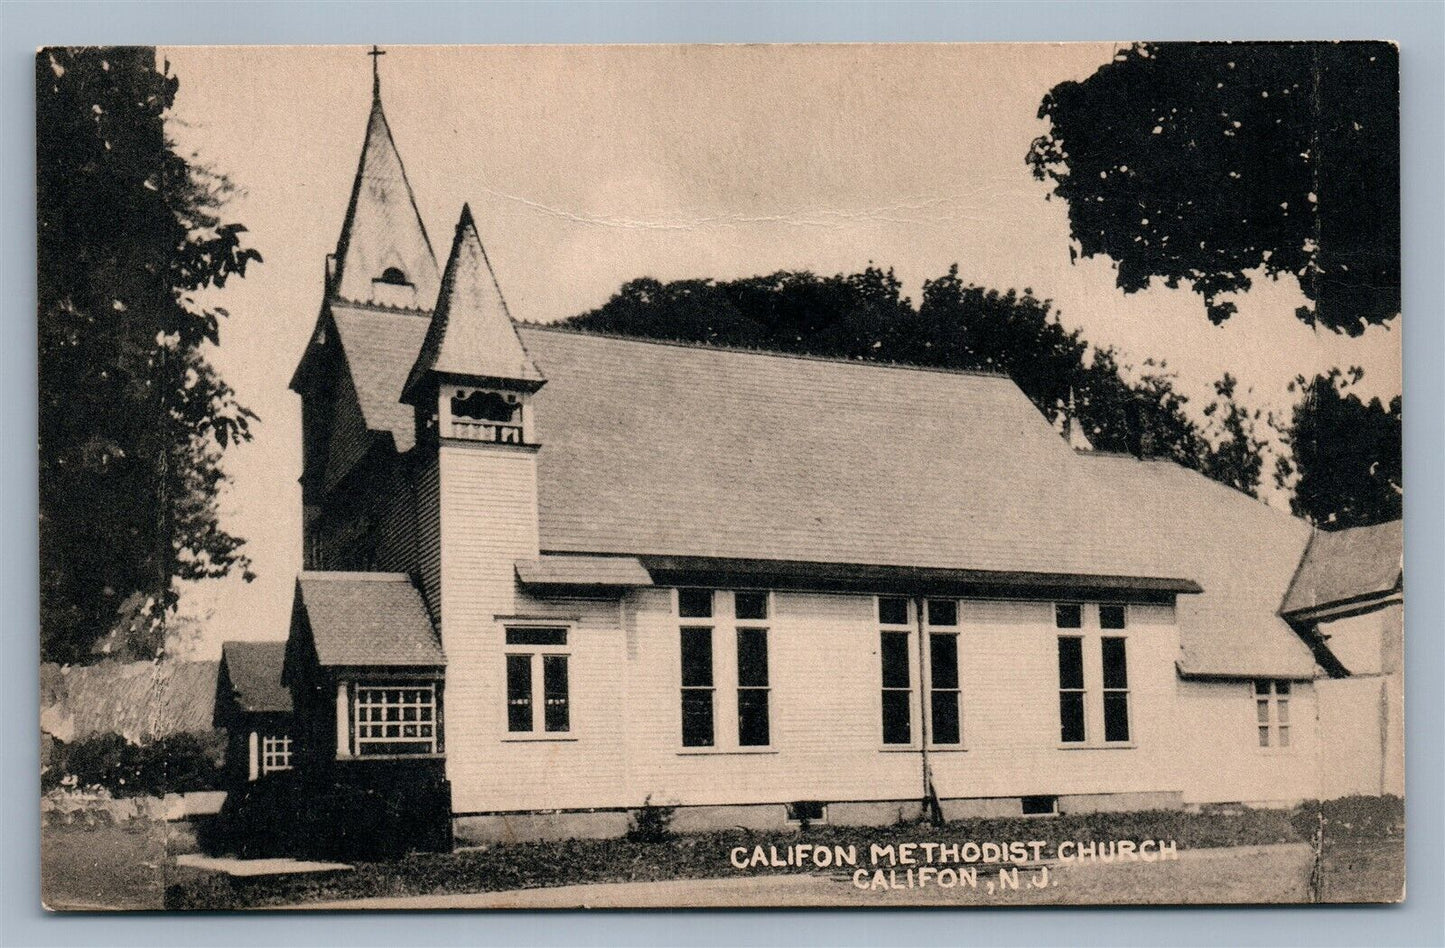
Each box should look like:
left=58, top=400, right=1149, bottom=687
left=1027, top=42, right=1399, bottom=335
left=1276, top=368, right=1401, bottom=528
left=38, top=47, right=261, bottom=664
left=566, top=266, right=1267, bottom=495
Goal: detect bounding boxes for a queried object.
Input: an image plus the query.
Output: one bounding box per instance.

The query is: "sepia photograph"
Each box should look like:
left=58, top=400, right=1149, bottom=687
left=37, top=40, right=1404, bottom=911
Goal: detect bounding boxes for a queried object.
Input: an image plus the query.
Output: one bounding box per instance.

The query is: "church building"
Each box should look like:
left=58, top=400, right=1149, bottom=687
left=229, top=63, right=1402, bottom=856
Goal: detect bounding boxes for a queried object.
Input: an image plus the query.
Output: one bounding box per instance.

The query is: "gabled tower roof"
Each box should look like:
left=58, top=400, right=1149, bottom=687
left=331, top=73, right=440, bottom=308
left=404, top=204, right=544, bottom=400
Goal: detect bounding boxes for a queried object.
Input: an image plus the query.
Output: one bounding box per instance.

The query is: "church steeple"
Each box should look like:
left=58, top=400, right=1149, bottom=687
left=328, top=46, right=440, bottom=310
left=404, top=205, right=544, bottom=443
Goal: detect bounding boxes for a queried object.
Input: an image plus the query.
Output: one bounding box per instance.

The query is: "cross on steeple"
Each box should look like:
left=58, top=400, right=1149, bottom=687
left=368, top=45, right=386, bottom=97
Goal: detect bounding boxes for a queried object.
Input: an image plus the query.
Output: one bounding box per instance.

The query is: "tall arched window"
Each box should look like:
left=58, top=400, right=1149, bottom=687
left=378, top=266, right=409, bottom=286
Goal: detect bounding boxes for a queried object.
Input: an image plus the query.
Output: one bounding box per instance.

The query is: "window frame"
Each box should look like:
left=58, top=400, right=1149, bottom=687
left=878, top=597, right=917, bottom=749
left=1254, top=679, right=1293, bottom=750
left=675, top=589, right=777, bottom=753
left=1057, top=633, right=1088, bottom=745
left=260, top=732, right=293, bottom=774
left=501, top=623, right=575, bottom=741
left=352, top=682, right=441, bottom=757
left=924, top=599, right=963, bottom=749
left=1100, top=634, right=1132, bottom=744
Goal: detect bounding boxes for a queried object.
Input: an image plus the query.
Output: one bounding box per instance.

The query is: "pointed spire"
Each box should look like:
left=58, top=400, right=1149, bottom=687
left=330, top=51, right=439, bottom=309
left=403, top=204, right=543, bottom=402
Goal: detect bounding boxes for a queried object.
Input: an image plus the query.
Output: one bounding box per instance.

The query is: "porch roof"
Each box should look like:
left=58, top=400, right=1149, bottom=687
left=296, top=572, right=444, bottom=668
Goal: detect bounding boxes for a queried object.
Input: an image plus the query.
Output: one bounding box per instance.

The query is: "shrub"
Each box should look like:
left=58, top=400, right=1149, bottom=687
left=42, top=730, right=226, bottom=798
left=627, top=796, right=676, bottom=843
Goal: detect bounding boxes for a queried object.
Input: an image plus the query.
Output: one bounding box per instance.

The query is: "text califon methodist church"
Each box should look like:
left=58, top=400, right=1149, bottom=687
left=217, top=63, right=1403, bottom=856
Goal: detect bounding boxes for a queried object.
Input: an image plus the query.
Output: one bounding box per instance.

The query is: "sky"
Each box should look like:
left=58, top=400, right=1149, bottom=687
left=159, top=44, right=1401, bottom=658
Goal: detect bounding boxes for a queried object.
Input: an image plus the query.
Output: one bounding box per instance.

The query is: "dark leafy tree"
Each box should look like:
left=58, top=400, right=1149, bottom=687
left=38, top=47, right=261, bottom=664
left=566, top=266, right=1266, bottom=495
left=1198, top=374, right=1269, bottom=498
left=1276, top=368, right=1401, bottom=528
left=1027, top=42, right=1399, bottom=335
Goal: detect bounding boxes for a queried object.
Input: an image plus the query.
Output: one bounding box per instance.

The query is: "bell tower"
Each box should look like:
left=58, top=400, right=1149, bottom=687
left=403, top=205, right=547, bottom=814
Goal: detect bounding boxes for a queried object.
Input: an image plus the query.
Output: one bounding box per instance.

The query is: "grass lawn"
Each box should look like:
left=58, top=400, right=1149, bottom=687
left=42, top=821, right=168, bottom=911
left=164, top=797, right=1404, bottom=909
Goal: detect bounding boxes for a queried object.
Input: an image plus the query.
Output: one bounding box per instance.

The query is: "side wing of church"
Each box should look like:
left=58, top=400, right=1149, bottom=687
left=221, top=69, right=1402, bottom=857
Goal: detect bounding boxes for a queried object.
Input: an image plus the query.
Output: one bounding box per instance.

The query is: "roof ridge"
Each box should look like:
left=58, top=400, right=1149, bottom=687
left=515, top=321, right=1013, bottom=381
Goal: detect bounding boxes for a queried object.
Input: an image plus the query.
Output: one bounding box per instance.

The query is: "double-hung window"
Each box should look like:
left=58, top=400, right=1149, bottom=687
left=1255, top=680, right=1291, bottom=747
left=926, top=599, right=961, bottom=746
left=678, top=590, right=771, bottom=748
left=879, top=597, right=913, bottom=745
left=735, top=592, right=771, bottom=747
left=679, top=589, right=716, bottom=747
left=1056, top=603, right=1131, bottom=745
left=1056, top=604, right=1087, bottom=744
left=505, top=627, right=570, bottom=734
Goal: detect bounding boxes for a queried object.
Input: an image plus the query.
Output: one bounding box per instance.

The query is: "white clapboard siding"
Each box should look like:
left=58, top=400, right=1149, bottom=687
left=1174, top=679, right=1319, bottom=804
left=437, top=444, right=629, bottom=813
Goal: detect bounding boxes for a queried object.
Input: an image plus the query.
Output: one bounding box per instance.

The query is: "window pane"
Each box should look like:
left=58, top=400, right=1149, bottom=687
left=1256, top=699, right=1271, bottom=725
left=506, top=627, right=567, bottom=646
left=882, top=690, right=912, bottom=744
left=734, top=592, right=768, bottom=620
left=681, top=628, right=713, bottom=687
left=931, top=689, right=960, bottom=745
left=1055, top=603, right=1082, bottom=629
left=1276, top=680, right=1290, bottom=696
left=1276, top=699, right=1289, bottom=725
left=1278, top=725, right=1290, bottom=747
left=1100, top=604, right=1127, bottom=629
left=679, top=589, right=713, bottom=618
left=930, top=633, right=959, bottom=690
left=1060, top=691, right=1086, bottom=743
left=681, top=689, right=714, bottom=747
left=506, top=655, right=532, bottom=732
left=543, top=655, right=569, bottom=733
left=881, top=632, right=910, bottom=689
left=878, top=597, right=909, bottom=625
left=738, top=689, right=770, bottom=746
left=1259, top=725, right=1271, bottom=747
left=1103, top=691, right=1130, bottom=742
left=737, top=629, right=769, bottom=688
left=927, top=599, right=957, bottom=626
left=1102, top=637, right=1128, bottom=689
left=1057, top=637, right=1084, bottom=689
left=1254, top=679, right=1270, bottom=696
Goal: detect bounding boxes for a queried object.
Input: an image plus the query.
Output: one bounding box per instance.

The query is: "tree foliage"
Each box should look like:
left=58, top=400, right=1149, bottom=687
left=565, top=266, right=1266, bottom=495
left=1027, top=42, right=1399, bottom=335
left=38, top=47, right=261, bottom=664
left=1276, top=368, right=1402, bottom=529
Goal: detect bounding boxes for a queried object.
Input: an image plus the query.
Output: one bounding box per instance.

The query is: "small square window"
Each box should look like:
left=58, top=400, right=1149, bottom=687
left=1055, top=603, right=1082, bottom=629
left=785, top=801, right=828, bottom=824
left=678, top=589, right=713, bottom=618
left=1021, top=795, right=1058, bottom=816
left=926, top=599, right=958, bottom=626
left=879, top=597, right=909, bottom=625
left=1099, top=604, right=1127, bottom=630
left=734, top=591, right=768, bottom=620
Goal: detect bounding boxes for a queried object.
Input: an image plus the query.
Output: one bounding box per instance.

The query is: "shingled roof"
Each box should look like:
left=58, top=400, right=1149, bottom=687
left=219, top=641, right=292, bottom=714
left=294, top=309, right=1336, bottom=676
left=403, top=205, right=543, bottom=400
left=1076, top=453, right=1317, bottom=679
left=294, top=573, right=444, bottom=668
left=1280, top=519, right=1403, bottom=617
